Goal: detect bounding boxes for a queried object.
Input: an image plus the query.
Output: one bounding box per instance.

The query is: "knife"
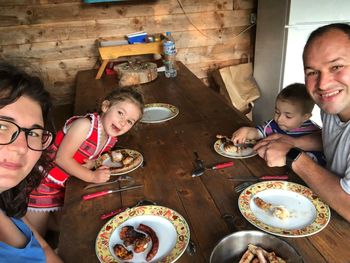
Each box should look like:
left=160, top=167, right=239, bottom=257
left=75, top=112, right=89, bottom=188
left=227, top=175, right=288, bottom=181
left=100, top=207, right=126, bottom=220
left=84, top=174, right=134, bottom=190
left=82, top=185, right=143, bottom=201
left=208, top=161, right=234, bottom=170
left=100, top=199, right=156, bottom=220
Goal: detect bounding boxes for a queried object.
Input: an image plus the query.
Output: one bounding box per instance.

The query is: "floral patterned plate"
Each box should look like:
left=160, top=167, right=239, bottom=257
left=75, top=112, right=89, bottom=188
left=95, top=205, right=190, bottom=263
left=140, top=103, right=179, bottom=123
left=214, top=140, right=257, bottom=159
left=238, top=181, right=330, bottom=237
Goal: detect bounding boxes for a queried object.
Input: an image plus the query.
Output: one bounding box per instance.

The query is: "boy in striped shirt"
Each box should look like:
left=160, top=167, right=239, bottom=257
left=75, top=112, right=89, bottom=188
left=232, top=83, right=325, bottom=165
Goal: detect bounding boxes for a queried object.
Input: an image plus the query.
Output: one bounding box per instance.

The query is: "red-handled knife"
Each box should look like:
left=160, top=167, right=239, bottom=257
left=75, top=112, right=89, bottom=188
left=100, top=207, right=126, bottom=220
left=209, top=161, right=234, bottom=170
left=259, top=175, right=288, bottom=180
left=227, top=175, right=288, bottom=181
left=100, top=200, right=156, bottom=220
left=82, top=185, right=143, bottom=201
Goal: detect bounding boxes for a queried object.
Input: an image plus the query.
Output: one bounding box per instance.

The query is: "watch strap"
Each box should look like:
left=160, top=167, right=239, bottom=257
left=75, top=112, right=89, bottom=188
left=286, top=147, right=303, bottom=169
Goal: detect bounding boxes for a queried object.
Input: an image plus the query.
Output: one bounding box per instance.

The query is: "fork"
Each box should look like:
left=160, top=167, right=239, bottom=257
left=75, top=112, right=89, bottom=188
left=186, top=240, right=196, bottom=256
left=216, top=134, right=232, bottom=141
left=84, top=175, right=134, bottom=190
left=216, top=134, right=255, bottom=148
left=234, top=182, right=253, bottom=193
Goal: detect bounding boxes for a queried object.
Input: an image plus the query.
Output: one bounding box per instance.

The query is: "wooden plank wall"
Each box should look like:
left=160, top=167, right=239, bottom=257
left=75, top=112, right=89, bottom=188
left=0, top=0, right=256, bottom=105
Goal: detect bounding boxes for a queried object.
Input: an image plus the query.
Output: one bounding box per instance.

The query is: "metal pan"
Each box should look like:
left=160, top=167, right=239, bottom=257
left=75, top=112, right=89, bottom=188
left=210, top=230, right=303, bottom=263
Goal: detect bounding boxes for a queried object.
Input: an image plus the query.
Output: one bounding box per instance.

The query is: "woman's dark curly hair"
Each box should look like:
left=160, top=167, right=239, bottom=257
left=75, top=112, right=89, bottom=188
left=0, top=62, right=53, bottom=218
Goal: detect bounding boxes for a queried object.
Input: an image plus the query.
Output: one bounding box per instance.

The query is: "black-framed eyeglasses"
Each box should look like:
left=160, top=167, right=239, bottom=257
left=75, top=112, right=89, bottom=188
left=0, top=118, right=54, bottom=151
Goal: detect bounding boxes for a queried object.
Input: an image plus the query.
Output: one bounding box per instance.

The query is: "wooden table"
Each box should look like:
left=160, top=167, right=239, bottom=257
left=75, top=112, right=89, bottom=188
left=58, top=62, right=350, bottom=263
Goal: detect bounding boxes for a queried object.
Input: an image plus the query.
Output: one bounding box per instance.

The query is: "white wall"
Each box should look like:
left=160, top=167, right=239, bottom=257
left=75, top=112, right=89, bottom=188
left=253, top=0, right=350, bottom=127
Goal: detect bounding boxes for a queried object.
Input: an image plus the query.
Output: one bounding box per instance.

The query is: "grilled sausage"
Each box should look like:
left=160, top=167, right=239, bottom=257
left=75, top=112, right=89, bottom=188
left=137, top=224, right=159, bottom=261
left=238, top=249, right=254, bottom=263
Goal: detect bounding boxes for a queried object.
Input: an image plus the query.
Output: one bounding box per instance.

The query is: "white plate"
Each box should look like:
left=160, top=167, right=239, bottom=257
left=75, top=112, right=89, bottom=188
left=251, top=189, right=316, bottom=230
left=140, top=103, right=179, bottom=123
left=238, top=181, right=331, bottom=237
left=96, top=205, right=190, bottom=263
left=110, top=216, right=176, bottom=262
left=213, top=140, right=257, bottom=159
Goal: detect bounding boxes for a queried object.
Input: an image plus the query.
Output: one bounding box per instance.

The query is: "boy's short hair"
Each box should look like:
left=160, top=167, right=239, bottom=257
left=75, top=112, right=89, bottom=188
left=277, top=83, right=315, bottom=114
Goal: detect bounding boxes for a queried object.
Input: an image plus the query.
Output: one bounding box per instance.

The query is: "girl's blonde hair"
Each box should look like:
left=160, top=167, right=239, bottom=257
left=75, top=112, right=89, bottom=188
left=103, top=87, right=144, bottom=120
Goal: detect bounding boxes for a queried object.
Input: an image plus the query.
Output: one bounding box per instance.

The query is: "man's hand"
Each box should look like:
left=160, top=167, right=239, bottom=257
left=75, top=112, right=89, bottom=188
left=254, top=134, right=295, bottom=167
left=259, top=133, right=296, bottom=145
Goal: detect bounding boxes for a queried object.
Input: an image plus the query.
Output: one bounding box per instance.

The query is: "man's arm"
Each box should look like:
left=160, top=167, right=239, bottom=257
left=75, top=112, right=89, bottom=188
left=291, top=153, right=350, bottom=223
left=293, top=131, right=323, bottom=151
left=254, top=135, right=350, bottom=222
left=255, top=131, right=323, bottom=152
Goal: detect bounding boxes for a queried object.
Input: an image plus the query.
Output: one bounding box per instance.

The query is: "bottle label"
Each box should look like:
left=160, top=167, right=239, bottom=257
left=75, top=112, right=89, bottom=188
left=163, top=41, right=176, bottom=55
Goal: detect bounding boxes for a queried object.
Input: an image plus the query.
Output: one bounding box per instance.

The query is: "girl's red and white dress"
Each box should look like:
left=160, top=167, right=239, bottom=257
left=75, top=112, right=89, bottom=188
left=28, top=113, right=117, bottom=211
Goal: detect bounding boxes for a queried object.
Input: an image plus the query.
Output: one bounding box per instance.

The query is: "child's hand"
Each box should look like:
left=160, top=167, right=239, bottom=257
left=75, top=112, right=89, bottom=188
left=82, top=159, right=95, bottom=169
left=90, top=166, right=111, bottom=183
left=231, top=127, right=259, bottom=144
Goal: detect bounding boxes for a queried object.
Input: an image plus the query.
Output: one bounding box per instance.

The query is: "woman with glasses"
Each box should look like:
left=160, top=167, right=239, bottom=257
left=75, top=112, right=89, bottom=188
left=0, top=62, right=62, bottom=262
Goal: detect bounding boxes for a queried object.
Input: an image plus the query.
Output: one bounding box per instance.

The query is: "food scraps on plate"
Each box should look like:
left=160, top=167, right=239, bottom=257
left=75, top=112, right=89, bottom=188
left=253, top=197, right=290, bottom=221
left=95, top=149, right=142, bottom=174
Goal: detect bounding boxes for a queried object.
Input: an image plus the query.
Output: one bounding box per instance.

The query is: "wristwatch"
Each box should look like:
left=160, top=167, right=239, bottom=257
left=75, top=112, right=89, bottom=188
left=286, top=148, right=303, bottom=169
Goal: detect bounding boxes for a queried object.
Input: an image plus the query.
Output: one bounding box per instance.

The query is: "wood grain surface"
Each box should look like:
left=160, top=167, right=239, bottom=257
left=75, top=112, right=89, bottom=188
left=58, top=62, right=350, bottom=263
left=0, top=0, right=255, bottom=105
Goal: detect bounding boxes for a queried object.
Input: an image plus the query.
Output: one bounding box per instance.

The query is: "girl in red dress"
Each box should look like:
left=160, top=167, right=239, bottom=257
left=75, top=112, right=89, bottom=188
left=26, top=88, right=144, bottom=236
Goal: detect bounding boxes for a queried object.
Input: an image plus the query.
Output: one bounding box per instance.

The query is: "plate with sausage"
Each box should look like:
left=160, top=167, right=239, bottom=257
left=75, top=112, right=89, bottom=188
left=95, top=149, right=143, bottom=176
left=214, top=139, right=257, bottom=159
left=238, top=181, right=331, bottom=237
left=95, top=205, right=190, bottom=263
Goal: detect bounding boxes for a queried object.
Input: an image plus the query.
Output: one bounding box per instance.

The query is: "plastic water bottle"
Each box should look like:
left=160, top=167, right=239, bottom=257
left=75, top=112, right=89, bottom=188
left=163, top=32, right=177, bottom=78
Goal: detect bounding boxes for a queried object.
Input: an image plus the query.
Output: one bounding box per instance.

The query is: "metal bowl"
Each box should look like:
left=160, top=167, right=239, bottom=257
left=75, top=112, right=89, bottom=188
left=210, top=230, right=303, bottom=263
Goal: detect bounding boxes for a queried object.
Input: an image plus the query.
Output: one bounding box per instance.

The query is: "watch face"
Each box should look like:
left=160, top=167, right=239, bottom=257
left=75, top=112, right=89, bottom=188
left=287, top=148, right=302, bottom=160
